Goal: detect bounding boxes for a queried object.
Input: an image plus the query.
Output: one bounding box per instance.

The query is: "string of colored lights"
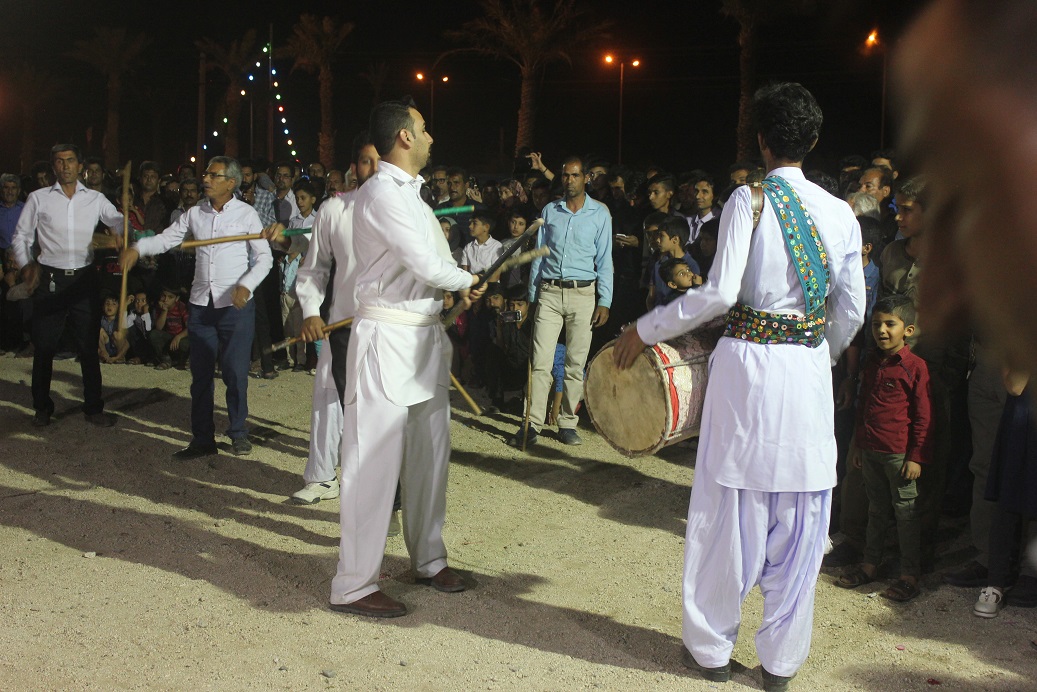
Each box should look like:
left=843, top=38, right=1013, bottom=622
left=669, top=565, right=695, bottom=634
left=206, top=42, right=300, bottom=161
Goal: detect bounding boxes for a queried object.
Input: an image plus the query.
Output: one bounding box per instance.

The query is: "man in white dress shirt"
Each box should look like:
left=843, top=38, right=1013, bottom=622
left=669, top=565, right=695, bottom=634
left=614, top=83, right=865, bottom=690
left=121, top=157, right=272, bottom=459
left=327, top=98, right=484, bottom=618
left=12, top=143, right=124, bottom=428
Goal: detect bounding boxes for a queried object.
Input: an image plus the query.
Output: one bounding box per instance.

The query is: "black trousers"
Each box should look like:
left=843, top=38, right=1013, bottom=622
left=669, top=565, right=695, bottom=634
left=31, top=265, right=104, bottom=415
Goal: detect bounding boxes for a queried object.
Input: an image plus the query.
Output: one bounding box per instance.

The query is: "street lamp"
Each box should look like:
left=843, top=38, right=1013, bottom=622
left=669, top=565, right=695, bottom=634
left=604, top=54, right=640, bottom=165
left=863, top=29, right=887, bottom=148
left=416, top=72, right=449, bottom=134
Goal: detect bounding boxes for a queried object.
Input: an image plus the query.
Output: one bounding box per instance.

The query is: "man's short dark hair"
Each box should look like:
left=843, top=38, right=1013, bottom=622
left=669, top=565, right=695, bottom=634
left=729, top=161, right=755, bottom=175
left=560, top=155, right=586, bottom=174
left=139, top=161, right=160, bottom=178
left=292, top=179, right=317, bottom=198
left=180, top=177, right=200, bottom=191
left=658, top=216, right=690, bottom=246
left=369, top=96, right=417, bottom=157
left=659, top=257, right=690, bottom=285
left=85, top=156, right=105, bottom=170
left=839, top=154, right=868, bottom=171
left=871, top=148, right=898, bottom=171
left=506, top=283, right=529, bottom=302
left=647, top=173, right=675, bottom=192
left=51, top=143, right=83, bottom=163
left=684, top=169, right=714, bottom=190
left=872, top=294, right=916, bottom=327
left=642, top=211, right=670, bottom=230
left=470, top=210, right=496, bottom=230
left=446, top=166, right=468, bottom=181
left=351, top=130, right=374, bottom=166
left=896, top=175, right=927, bottom=207
left=752, top=82, right=823, bottom=162
left=274, top=161, right=294, bottom=174
left=805, top=169, right=839, bottom=196
left=239, top=158, right=255, bottom=171
left=861, top=166, right=895, bottom=192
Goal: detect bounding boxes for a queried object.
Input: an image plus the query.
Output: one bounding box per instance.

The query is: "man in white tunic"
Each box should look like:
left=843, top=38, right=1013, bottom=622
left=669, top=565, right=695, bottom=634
left=614, top=83, right=865, bottom=690
left=328, top=98, right=484, bottom=618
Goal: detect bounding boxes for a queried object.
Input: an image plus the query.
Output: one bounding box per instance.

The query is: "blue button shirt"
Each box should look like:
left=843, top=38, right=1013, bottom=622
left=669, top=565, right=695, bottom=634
left=0, top=201, right=24, bottom=250
left=528, top=195, right=614, bottom=307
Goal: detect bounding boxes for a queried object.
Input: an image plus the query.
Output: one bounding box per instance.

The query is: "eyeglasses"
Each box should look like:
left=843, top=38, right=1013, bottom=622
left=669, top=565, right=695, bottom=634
left=431, top=177, right=447, bottom=183
left=201, top=172, right=229, bottom=179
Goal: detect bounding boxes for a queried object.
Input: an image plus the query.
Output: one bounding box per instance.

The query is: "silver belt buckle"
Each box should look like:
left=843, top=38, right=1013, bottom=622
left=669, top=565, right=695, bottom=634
left=63, top=269, right=76, bottom=276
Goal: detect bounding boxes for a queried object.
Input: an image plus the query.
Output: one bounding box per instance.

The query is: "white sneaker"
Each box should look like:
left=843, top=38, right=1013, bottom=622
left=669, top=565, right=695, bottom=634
left=290, top=479, right=340, bottom=505
left=974, top=586, right=1004, bottom=618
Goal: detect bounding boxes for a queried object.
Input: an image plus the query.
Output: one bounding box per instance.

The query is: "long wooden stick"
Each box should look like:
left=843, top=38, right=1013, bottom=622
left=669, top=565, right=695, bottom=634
left=180, top=227, right=310, bottom=250
left=450, top=372, right=482, bottom=416
left=118, top=161, right=133, bottom=332
left=266, top=317, right=353, bottom=355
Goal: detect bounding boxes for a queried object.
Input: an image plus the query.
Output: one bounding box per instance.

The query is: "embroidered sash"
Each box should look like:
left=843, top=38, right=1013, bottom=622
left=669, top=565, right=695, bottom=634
left=724, top=175, right=830, bottom=348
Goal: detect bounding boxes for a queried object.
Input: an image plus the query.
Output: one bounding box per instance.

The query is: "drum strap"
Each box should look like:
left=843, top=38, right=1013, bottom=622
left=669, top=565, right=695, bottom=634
left=725, top=176, right=830, bottom=348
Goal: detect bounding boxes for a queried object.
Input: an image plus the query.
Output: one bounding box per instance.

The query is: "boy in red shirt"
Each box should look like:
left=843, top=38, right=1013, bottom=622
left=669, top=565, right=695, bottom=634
left=838, top=294, right=932, bottom=601
left=150, top=286, right=189, bottom=370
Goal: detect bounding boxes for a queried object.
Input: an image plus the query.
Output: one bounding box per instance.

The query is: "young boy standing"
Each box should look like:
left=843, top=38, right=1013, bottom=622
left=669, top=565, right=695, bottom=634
left=461, top=211, right=503, bottom=275
left=838, top=294, right=932, bottom=601
left=283, top=180, right=318, bottom=370
left=649, top=216, right=701, bottom=308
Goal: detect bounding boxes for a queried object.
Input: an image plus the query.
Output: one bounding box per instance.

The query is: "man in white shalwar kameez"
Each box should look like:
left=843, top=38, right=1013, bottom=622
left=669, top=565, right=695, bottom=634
left=328, top=98, right=484, bottom=618
left=614, top=83, right=865, bottom=690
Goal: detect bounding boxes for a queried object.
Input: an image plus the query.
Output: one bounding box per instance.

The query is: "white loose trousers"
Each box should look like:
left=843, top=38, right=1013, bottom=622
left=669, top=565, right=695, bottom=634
left=682, top=460, right=831, bottom=678
left=302, top=344, right=342, bottom=484
left=329, top=348, right=450, bottom=605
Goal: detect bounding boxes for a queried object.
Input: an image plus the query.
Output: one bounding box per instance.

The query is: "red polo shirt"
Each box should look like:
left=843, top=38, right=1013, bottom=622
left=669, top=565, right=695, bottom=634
left=854, top=344, right=933, bottom=463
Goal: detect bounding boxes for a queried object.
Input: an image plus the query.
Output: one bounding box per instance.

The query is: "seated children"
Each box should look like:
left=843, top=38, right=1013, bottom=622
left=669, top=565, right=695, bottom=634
left=649, top=216, right=701, bottom=308
left=98, top=294, right=128, bottom=364
left=150, top=286, right=189, bottom=369
left=658, top=257, right=699, bottom=305
left=125, top=291, right=154, bottom=364
left=838, top=295, right=932, bottom=602
left=486, top=284, right=533, bottom=412
left=461, top=211, right=503, bottom=275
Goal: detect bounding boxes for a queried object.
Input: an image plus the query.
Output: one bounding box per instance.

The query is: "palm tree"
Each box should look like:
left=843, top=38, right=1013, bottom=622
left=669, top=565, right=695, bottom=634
left=359, top=61, right=389, bottom=109
left=196, top=29, right=258, bottom=159
left=281, top=15, right=354, bottom=169
left=721, top=0, right=819, bottom=161
left=70, top=27, right=150, bottom=170
left=3, top=64, right=61, bottom=173
left=446, top=0, right=610, bottom=155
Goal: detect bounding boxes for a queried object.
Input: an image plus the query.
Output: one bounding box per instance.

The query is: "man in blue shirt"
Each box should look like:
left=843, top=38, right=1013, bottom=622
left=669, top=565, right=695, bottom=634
left=0, top=173, right=24, bottom=252
left=509, top=156, right=613, bottom=447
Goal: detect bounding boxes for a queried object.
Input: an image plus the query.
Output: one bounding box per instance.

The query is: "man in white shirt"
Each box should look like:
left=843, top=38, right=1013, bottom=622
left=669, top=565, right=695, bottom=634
left=12, top=143, right=124, bottom=428
left=121, top=157, right=272, bottom=459
left=681, top=170, right=716, bottom=245
left=328, top=98, right=484, bottom=618
left=614, top=83, right=865, bottom=690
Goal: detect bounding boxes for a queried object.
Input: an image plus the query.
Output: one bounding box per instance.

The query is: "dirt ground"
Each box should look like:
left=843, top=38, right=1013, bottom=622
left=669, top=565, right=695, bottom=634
left=1, top=355, right=1036, bottom=691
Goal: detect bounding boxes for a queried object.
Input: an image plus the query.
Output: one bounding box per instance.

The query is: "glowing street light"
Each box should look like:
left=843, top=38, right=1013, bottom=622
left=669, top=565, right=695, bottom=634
left=416, top=71, right=450, bottom=133
left=604, top=53, right=641, bottom=165
left=862, top=29, right=887, bottom=147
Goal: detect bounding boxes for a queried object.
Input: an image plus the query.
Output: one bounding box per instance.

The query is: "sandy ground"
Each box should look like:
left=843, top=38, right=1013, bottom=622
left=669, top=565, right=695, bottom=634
left=1, top=355, right=1036, bottom=691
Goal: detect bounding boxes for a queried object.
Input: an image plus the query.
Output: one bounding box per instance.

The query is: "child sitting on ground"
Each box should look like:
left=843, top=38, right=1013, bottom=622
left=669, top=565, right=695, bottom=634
left=150, top=286, right=189, bottom=369
left=98, top=294, right=128, bottom=364
left=838, top=295, right=932, bottom=602
left=125, top=291, right=154, bottom=364
left=659, top=257, right=699, bottom=305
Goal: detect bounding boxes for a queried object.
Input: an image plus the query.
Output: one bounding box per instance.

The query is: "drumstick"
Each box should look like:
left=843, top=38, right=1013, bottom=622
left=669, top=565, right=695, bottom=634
left=441, top=218, right=544, bottom=327
left=266, top=317, right=353, bottom=355
left=433, top=205, right=474, bottom=217
left=180, top=227, right=310, bottom=250
left=522, top=358, right=532, bottom=452
left=117, top=161, right=132, bottom=333
left=449, top=372, right=482, bottom=416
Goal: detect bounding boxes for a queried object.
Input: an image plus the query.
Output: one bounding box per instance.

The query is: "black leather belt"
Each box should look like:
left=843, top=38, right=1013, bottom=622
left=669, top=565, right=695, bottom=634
left=40, top=264, right=91, bottom=277
left=542, top=279, right=594, bottom=289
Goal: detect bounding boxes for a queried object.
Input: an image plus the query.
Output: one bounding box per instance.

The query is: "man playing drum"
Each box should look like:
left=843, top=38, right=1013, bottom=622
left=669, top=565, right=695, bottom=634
left=613, top=83, right=865, bottom=690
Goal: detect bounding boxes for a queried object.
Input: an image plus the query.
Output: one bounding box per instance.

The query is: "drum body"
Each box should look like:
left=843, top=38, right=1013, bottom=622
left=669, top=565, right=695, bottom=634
left=585, top=319, right=724, bottom=457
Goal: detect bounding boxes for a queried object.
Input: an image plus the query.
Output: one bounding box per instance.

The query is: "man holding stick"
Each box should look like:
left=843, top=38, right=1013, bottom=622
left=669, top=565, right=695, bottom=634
left=328, top=97, right=484, bottom=618
left=12, top=143, right=124, bottom=428
left=121, top=157, right=272, bottom=459
left=613, top=83, right=864, bottom=689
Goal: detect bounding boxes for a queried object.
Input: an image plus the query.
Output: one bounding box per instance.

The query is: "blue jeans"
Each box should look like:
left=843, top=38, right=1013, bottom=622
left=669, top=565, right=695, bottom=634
left=188, top=299, right=255, bottom=446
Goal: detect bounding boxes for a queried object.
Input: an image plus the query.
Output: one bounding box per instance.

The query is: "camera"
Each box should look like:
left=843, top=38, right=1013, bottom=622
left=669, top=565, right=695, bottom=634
left=499, top=310, right=523, bottom=323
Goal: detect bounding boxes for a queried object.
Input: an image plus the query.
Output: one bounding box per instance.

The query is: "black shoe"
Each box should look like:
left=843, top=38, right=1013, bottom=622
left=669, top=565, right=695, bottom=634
left=506, top=427, right=538, bottom=448
left=172, top=444, right=218, bottom=460
left=822, top=540, right=862, bottom=568
left=231, top=437, right=252, bottom=456
left=1008, top=575, right=1037, bottom=607
left=84, top=412, right=116, bottom=428
left=31, top=411, right=52, bottom=427
left=557, top=428, right=582, bottom=445
left=681, top=647, right=731, bottom=682
left=762, top=668, right=795, bottom=691
left=943, top=560, right=988, bottom=587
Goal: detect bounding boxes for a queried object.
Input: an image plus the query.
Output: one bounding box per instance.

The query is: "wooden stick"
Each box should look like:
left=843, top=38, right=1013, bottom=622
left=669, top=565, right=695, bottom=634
left=522, top=358, right=532, bottom=452
left=266, top=317, right=353, bottom=355
left=118, top=161, right=133, bottom=333
left=449, top=372, right=482, bottom=416
left=180, top=227, right=310, bottom=250
left=433, top=205, right=474, bottom=217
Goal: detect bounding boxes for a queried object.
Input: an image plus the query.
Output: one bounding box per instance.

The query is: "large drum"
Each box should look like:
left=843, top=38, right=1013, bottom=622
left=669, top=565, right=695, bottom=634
left=584, top=318, right=725, bottom=457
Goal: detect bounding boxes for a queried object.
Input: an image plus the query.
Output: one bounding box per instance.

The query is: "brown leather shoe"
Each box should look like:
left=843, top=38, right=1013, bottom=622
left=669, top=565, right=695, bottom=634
left=329, top=590, right=407, bottom=618
left=418, top=567, right=467, bottom=593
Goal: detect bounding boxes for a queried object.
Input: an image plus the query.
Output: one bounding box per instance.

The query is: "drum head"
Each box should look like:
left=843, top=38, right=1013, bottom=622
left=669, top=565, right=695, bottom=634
left=585, top=340, right=668, bottom=457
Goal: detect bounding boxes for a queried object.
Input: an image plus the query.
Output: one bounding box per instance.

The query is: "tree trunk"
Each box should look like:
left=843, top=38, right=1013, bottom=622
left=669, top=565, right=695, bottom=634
left=513, top=65, right=537, bottom=155
left=735, top=14, right=758, bottom=162
left=318, top=64, right=335, bottom=169
left=104, top=73, right=122, bottom=171
left=224, top=84, right=241, bottom=158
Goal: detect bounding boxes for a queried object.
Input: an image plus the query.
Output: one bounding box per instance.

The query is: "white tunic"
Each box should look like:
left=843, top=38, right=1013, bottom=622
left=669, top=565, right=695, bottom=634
left=348, top=162, right=472, bottom=407
left=637, top=167, right=865, bottom=492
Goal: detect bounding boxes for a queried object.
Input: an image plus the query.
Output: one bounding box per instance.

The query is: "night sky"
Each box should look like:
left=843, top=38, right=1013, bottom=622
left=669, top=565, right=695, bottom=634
left=1, top=0, right=926, bottom=180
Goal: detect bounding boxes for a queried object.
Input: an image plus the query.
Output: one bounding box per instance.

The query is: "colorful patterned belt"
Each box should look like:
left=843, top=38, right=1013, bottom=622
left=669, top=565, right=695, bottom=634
left=723, top=303, right=825, bottom=348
